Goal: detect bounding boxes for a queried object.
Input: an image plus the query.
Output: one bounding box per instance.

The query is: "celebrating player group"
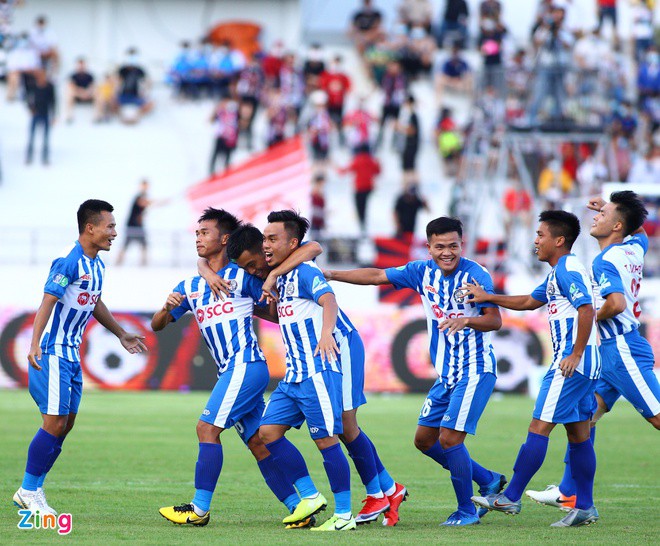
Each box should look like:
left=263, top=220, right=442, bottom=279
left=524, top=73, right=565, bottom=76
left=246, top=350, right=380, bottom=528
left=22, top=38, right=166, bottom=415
left=14, top=191, right=658, bottom=530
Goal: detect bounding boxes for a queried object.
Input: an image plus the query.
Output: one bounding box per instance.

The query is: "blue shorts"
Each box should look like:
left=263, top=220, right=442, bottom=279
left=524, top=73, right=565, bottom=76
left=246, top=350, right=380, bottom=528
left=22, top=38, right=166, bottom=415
left=417, top=373, right=496, bottom=435
left=261, top=370, right=343, bottom=439
left=200, top=361, right=269, bottom=445
left=29, top=353, right=83, bottom=416
left=534, top=368, right=597, bottom=424
left=339, top=331, right=367, bottom=411
left=596, top=330, right=660, bottom=419
left=118, top=94, right=146, bottom=107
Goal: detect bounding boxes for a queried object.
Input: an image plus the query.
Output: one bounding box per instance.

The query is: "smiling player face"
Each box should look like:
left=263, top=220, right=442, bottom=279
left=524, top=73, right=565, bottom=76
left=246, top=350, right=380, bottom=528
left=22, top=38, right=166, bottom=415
left=262, top=222, right=297, bottom=269
left=590, top=202, right=621, bottom=240
left=533, top=221, right=559, bottom=263
left=235, top=248, right=270, bottom=280
left=427, top=231, right=462, bottom=275
left=90, top=211, right=117, bottom=252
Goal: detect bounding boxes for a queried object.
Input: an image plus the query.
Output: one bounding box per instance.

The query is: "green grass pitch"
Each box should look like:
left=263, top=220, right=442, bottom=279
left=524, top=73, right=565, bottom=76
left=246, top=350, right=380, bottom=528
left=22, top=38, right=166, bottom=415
left=2, top=389, right=658, bottom=544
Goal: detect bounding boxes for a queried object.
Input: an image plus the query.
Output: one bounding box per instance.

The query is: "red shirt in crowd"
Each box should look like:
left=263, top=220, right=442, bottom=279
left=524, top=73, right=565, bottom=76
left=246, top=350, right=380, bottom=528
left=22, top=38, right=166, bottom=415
left=340, top=152, right=381, bottom=193
left=503, top=187, right=532, bottom=213
left=319, top=71, right=351, bottom=108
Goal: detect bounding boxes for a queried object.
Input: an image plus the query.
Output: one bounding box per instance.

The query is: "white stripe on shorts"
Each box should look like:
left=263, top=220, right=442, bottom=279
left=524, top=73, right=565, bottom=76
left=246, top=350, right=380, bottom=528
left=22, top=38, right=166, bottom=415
left=540, top=369, right=565, bottom=422
left=340, top=336, right=353, bottom=410
left=616, top=336, right=660, bottom=416
left=47, top=354, right=61, bottom=415
left=214, top=363, right=247, bottom=428
left=455, top=374, right=479, bottom=431
left=312, top=373, right=335, bottom=436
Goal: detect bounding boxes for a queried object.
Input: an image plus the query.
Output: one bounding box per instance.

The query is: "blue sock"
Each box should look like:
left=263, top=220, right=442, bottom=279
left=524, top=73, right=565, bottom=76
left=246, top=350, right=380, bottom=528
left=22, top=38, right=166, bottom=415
left=192, top=442, right=223, bottom=512
left=265, top=437, right=318, bottom=498
left=364, top=433, right=395, bottom=494
left=321, top=443, right=352, bottom=515
left=471, top=459, right=495, bottom=488
left=345, top=430, right=380, bottom=495
left=423, top=441, right=449, bottom=469
left=22, top=429, right=59, bottom=491
left=38, top=436, right=65, bottom=488
left=444, top=444, right=476, bottom=515
left=559, top=426, right=595, bottom=497
left=504, top=432, right=549, bottom=502
left=569, top=438, right=596, bottom=510
left=257, top=454, right=299, bottom=512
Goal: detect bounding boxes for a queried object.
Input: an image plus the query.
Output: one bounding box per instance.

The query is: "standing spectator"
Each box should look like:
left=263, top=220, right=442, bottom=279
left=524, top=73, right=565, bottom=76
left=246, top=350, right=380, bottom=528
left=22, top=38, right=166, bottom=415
left=5, top=31, right=39, bottom=101
left=502, top=178, right=533, bottom=240
left=338, top=149, right=381, bottom=234
left=435, top=107, right=463, bottom=176
left=302, top=43, right=326, bottom=93
left=344, top=98, right=377, bottom=154
left=596, top=0, right=618, bottom=41
left=627, top=144, right=660, bottom=184
left=209, top=95, right=239, bottom=174
left=261, top=39, right=285, bottom=88
left=95, top=72, right=116, bottom=122
left=116, top=48, right=153, bottom=124
left=631, top=0, right=654, bottom=64
left=65, top=57, right=95, bottom=123
left=537, top=157, right=574, bottom=209
left=505, top=48, right=530, bottom=102
left=394, top=183, right=429, bottom=238
left=398, top=0, right=433, bottom=33
left=376, top=60, right=407, bottom=148
left=479, top=0, right=502, bottom=21
left=478, top=15, right=507, bottom=95
left=279, top=53, right=305, bottom=131
left=435, top=0, right=469, bottom=49
left=319, top=55, right=351, bottom=145
left=350, top=0, right=385, bottom=55
left=637, top=46, right=660, bottom=112
left=396, top=94, right=420, bottom=186
left=307, top=90, right=332, bottom=172
left=116, top=179, right=157, bottom=267
left=265, top=88, right=288, bottom=148
left=25, top=69, right=55, bottom=166
left=29, top=15, right=58, bottom=74
left=236, top=56, right=264, bottom=150
left=310, top=173, right=326, bottom=241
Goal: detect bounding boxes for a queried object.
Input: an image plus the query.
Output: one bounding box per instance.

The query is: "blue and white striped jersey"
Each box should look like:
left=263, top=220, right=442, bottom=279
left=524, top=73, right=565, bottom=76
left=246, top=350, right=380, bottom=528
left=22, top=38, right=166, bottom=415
left=276, top=261, right=355, bottom=383
left=386, top=258, right=498, bottom=387
left=170, top=262, right=266, bottom=374
left=40, top=241, right=105, bottom=362
left=532, top=254, right=600, bottom=379
left=592, top=232, right=647, bottom=339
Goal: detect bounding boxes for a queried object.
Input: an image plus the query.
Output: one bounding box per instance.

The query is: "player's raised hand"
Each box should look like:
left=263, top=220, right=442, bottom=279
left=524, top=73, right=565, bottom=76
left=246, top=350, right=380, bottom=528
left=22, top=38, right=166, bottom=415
left=558, top=353, right=580, bottom=378
left=27, top=345, right=43, bottom=371
left=314, top=333, right=340, bottom=364
left=461, top=281, right=486, bottom=302
left=120, top=332, right=147, bottom=354
left=586, top=196, right=606, bottom=212
left=163, top=292, right=185, bottom=312
left=438, top=317, right=469, bottom=335
left=205, top=276, right=231, bottom=301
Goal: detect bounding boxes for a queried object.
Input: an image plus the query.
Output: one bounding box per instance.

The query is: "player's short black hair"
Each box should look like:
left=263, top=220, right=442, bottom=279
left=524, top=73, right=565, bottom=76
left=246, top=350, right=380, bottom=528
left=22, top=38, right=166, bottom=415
left=539, top=210, right=580, bottom=249
left=426, top=217, right=463, bottom=240
left=77, top=199, right=114, bottom=234
left=227, top=224, right=263, bottom=261
left=610, top=190, right=648, bottom=236
left=198, top=208, right=241, bottom=235
left=267, top=210, right=309, bottom=243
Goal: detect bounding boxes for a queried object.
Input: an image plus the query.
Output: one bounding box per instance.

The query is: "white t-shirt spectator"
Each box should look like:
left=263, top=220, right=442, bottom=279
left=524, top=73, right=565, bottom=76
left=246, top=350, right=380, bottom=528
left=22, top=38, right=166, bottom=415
left=29, top=25, right=58, bottom=53
left=631, top=5, right=654, bottom=41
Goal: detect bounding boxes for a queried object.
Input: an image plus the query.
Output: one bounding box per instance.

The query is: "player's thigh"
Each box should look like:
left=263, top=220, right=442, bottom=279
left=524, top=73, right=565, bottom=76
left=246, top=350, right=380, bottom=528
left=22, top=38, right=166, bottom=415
left=339, top=331, right=367, bottom=412
left=29, top=354, right=77, bottom=416
left=534, top=367, right=597, bottom=425
left=69, top=361, right=83, bottom=415
left=417, top=378, right=451, bottom=429
left=200, top=361, right=269, bottom=431
left=443, top=372, right=496, bottom=435
left=261, top=381, right=305, bottom=433
left=298, top=370, right=343, bottom=440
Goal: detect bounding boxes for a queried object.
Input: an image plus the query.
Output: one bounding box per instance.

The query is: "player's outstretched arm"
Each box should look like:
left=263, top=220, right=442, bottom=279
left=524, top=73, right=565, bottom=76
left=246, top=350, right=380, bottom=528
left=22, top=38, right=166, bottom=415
left=597, top=292, right=626, bottom=322
left=197, top=258, right=230, bottom=301
left=93, top=298, right=147, bottom=354
left=151, top=292, right=184, bottom=331
left=559, top=303, right=594, bottom=378
left=324, top=267, right=390, bottom=286
left=261, top=241, right=323, bottom=302
left=314, top=292, right=340, bottom=364
left=462, top=281, right=544, bottom=311
left=27, top=293, right=59, bottom=371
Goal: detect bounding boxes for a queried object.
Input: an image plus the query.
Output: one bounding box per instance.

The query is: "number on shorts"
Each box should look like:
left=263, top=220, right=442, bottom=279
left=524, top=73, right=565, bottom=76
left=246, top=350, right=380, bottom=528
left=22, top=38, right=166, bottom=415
left=420, top=398, right=433, bottom=418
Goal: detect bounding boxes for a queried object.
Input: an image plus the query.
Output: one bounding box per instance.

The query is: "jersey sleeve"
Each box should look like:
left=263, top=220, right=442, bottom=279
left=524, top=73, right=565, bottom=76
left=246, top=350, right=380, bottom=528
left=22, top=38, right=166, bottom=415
left=531, top=277, right=549, bottom=304
left=626, top=232, right=649, bottom=255
left=385, top=261, right=424, bottom=293
left=592, top=255, right=624, bottom=298
left=43, top=256, right=79, bottom=299
left=469, top=265, right=498, bottom=309
left=556, top=264, right=593, bottom=309
left=169, top=281, right=192, bottom=322
left=243, top=272, right=267, bottom=307
left=298, top=264, right=334, bottom=304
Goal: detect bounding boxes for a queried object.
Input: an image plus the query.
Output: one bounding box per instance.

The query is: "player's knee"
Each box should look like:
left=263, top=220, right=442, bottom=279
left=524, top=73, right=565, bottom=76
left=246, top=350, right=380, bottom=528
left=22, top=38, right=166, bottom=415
left=247, top=433, right=270, bottom=461
left=196, top=420, right=220, bottom=442
left=43, top=416, right=68, bottom=437
left=438, top=431, right=463, bottom=450
left=414, top=432, right=435, bottom=453
left=259, top=426, right=277, bottom=445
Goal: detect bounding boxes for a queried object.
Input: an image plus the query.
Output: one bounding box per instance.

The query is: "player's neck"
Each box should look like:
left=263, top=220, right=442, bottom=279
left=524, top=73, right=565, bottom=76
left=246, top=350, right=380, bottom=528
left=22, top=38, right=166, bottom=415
left=548, top=249, right=569, bottom=267
left=78, top=237, right=99, bottom=260
left=207, top=249, right=229, bottom=272
left=596, top=232, right=623, bottom=251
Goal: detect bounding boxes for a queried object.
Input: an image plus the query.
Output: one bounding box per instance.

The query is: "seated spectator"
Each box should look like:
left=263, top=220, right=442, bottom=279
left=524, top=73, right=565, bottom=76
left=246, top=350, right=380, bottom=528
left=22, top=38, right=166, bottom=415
left=343, top=98, right=377, bottom=154
left=65, top=57, right=95, bottom=123
left=261, top=39, right=285, bottom=88
left=502, top=178, right=532, bottom=238
left=95, top=72, right=115, bottom=122
left=408, top=26, right=436, bottom=76
left=505, top=48, right=530, bottom=101
left=631, top=0, right=654, bottom=64
left=279, top=52, right=305, bottom=131
left=116, top=47, right=153, bottom=124
left=637, top=46, right=660, bottom=111
left=612, top=101, right=637, bottom=139
left=265, top=87, right=288, bottom=147
left=168, top=41, right=197, bottom=99
left=435, top=107, right=462, bottom=176
left=538, top=157, right=574, bottom=209
left=29, top=15, right=58, bottom=73
left=236, top=56, right=264, bottom=150
left=363, top=35, right=397, bottom=85
left=398, top=0, right=433, bottom=34
left=576, top=147, right=608, bottom=195
left=435, top=0, right=469, bottom=49
left=434, top=44, right=472, bottom=100
left=628, top=144, right=660, bottom=184
left=5, top=31, right=39, bottom=100
left=319, top=55, right=351, bottom=145
left=208, top=40, right=245, bottom=98
left=350, top=0, right=385, bottom=55
left=573, top=28, right=611, bottom=94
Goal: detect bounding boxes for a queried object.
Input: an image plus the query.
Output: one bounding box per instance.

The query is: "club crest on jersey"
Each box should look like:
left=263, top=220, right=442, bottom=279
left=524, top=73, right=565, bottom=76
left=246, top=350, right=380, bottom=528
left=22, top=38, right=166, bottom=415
left=285, top=282, right=295, bottom=296
left=547, top=282, right=556, bottom=296
left=228, top=279, right=238, bottom=292
left=453, top=288, right=467, bottom=304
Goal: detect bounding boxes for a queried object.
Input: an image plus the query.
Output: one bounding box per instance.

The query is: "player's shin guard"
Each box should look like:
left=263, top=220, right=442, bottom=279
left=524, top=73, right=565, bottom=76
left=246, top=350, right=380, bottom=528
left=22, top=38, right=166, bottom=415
left=364, top=432, right=396, bottom=495
left=22, top=429, right=59, bottom=491
left=265, top=437, right=318, bottom=498
left=504, top=432, right=549, bottom=502
left=559, top=426, right=595, bottom=497
left=38, top=436, right=65, bottom=488
left=444, top=444, right=477, bottom=514
left=257, top=454, right=299, bottom=512
left=192, top=442, right=223, bottom=512
left=345, top=430, right=381, bottom=495
left=568, top=439, right=596, bottom=510
left=321, top=443, right=352, bottom=515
